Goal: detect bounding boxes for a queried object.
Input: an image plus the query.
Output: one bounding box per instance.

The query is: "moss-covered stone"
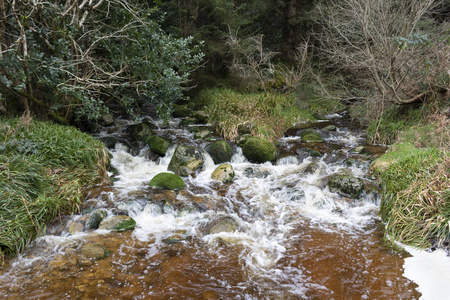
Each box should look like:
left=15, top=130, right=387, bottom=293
left=205, top=141, right=232, bottom=164
left=242, top=137, right=277, bottom=163
left=125, top=123, right=154, bottom=141
left=86, top=210, right=107, bottom=230
left=99, top=215, right=136, bottom=231
left=149, top=172, right=185, bottom=190
left=168, top=145, right=204, bottom=174
left=99, top=136, right=118, bottom=149
left=80, top=243, right=110, bottom=260
left=179, top=118, right=197, bottom=126
left=300, top=129, right=324, bottom=143
left=172, top=104, right=193, bottom=118
left=328, top=175, right=365, bottom=198
left=211, top=163, right=235, bottom=183
left=193, top=110, right=209, bottom=124
left=147, top=135, right=171, bottom=156
left=194, top=130, right=211, bottom=140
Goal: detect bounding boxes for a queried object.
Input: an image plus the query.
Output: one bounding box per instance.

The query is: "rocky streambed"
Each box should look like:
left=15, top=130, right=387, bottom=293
left=0, top=112, right=423, bottom=299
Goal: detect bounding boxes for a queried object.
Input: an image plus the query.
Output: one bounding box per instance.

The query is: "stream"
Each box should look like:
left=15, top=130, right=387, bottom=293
left=0, top=112, right=424, bottom=299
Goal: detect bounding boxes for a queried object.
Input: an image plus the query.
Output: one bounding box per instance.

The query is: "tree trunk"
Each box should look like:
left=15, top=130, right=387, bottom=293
left=281, top=0, right=298, bottom=62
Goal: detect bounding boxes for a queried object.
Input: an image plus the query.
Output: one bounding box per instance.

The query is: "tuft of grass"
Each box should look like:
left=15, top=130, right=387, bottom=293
left=378, top=150, right=449, bottom=248
left=0, top=117, right=109, bottom=263
left=200, top=88, right=315, bottom=141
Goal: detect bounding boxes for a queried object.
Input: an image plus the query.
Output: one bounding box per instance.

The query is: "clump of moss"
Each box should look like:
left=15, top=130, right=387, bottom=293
left=0, top=116, right=109, bottom=262
left=242, top=137, right=277, bottom=163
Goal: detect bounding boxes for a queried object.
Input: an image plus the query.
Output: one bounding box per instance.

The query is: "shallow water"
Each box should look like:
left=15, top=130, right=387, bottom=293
left=0, top=113, right=422, bottom=299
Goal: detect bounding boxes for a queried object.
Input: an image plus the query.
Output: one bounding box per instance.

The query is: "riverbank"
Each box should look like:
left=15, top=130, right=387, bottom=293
left=0, top=115, right=109, bottom=263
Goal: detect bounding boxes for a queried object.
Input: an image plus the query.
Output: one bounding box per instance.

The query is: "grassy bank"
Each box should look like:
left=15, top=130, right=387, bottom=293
left=0, top=115, right=109, bottom=263
left=199, top=88, right=317, bottom=141
left=371, top=108, right=449, bottom=248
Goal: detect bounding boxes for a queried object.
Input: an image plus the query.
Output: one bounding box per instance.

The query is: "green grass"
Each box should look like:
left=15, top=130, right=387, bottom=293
left=377, top=149, right=449, bottom=248
left=199, top=88, right=316, bottom=141
left=0, top=116, right=108, bottom=263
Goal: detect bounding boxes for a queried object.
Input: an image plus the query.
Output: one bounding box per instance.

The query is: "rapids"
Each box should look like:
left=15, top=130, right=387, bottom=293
left=0, top=113, right=424, bottom=299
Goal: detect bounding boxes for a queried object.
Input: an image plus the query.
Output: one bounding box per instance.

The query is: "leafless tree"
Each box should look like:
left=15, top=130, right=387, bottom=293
left=316, top=0, right=450, bottom=105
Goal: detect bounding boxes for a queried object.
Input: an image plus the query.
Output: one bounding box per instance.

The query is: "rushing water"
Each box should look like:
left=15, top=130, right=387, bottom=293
left=0, top=113, right=423, bottom=299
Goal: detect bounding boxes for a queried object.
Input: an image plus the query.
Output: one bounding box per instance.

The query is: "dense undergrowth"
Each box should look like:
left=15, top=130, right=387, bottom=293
left=199, top=88, right=330, bottom=141
left=0, top=115, right=109, bottom=263
left=371, top=104, right=450, bottom=249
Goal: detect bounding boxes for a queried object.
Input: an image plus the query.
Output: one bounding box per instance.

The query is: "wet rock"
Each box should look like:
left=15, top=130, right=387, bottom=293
left=168, top=145, right=205, bottom=174
left=353, top=146, right=367, bottom=154
left=312, top=113, right=328, bottom=121
left=150, top=172, right=185, bottom=190
left=68, top=221, right=84, bottom=235
left=86, top=210, right=108, bottom=230
left=236, top=134, right=253, bottom=147
left=99, top=136, right=118, bottom=149
left=193, top=110, right=209, bottom=124
left=328, top=175, right=365, bottom=198
left=111, top=208, right=129, bottom=216
left=99, top=215, right=136, bottom=231
left=100, top=113, right=114, bottom=126
left=179, top=118, right=197, bottom=126
left=205, top=141, right=232, bottom=164
left=300, top=129, right=324, bottom=143
left=322, top=125, right=337, bottom=132
left=125, top=123, right=154, bottom=142
left=242, top=137, right=277, bottom=163
left=80, top=243, right=110, bottom=260
left=172, top=104, right=192, bottom=118
left=194, top=130, right=211, bottom=140
left=211, top=163, right=235, bottom=183
left=146, top=135, right=171, bottom=156
left=163, top=231, right=189, bottom=244
left=176, top=166, right=194, bottom=177
left=204, top=216, right=239, bottom=234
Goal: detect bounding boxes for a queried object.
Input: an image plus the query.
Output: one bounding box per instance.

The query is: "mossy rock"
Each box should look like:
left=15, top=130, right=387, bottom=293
left=194, top=130, right=211, bottom=140
left=125, top=123, right=154, bottom=142
left=211, top=163, right=235, bottom=183
left=172, top=104, right=193, bottom=118
left=205, top=141, right=232, bottom=164
left=147, top=135, right=171, bottom=156
left=86, top=210, right=108, bottom=230
left=300, top=129, right=324, bottom=143
left=80, top=243, right=110, bottom=260
left=150, top=172, right=185, bottom=190
left=99, top=215, right=136, bottom=231
left=242, top=137, right=277, bottom=163
left=193, top=110, right=209, bottom=124
left=328, top=175, right=365, bottom=198
left=99, top=136, right=118, bottom=149
left=179, top=118, right=197, bottom=126
left=168, top=145, right=204, bottom=175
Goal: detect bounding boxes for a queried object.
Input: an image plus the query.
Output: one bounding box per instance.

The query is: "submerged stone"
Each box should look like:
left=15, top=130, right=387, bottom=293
left=205, top=216, right=239, bottom=234
left=242, top=137, right=277, bottom=163
left=328, top=175, right=365, bottom=198
left=99, top=215, right=136, bottom=231
left=211, top=163, right=235, bottom=183
left=205, top=141, right=232, bottom=164
left=150, top=172, right=185, bottom=190
left=80, top=243, right=110, bottom=260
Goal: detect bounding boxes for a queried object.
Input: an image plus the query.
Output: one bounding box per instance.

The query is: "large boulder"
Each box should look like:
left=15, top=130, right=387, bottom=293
left=300, top=129, right=324, bottom=143
left=328, top=175, right=365, bottom=198
left=99, top=136, right=118, bottom=149
left=168, top=145, right=205, bottom=175
left=125, top=123, right=154, bottom=142
left=150, top=172, right=185, bottom=190
left=242, top=137, right=277, bottom=163
left=172, top=104, right=192, bottom=118
left=205, top=141, right=232, bottom=164
left=146, top=135, right=171, bottom=156
left=211, top=163, right=235, bottom=183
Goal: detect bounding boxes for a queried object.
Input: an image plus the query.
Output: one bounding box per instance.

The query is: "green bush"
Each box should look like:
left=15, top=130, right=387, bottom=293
left=0, top=117, right=108, bottom=262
